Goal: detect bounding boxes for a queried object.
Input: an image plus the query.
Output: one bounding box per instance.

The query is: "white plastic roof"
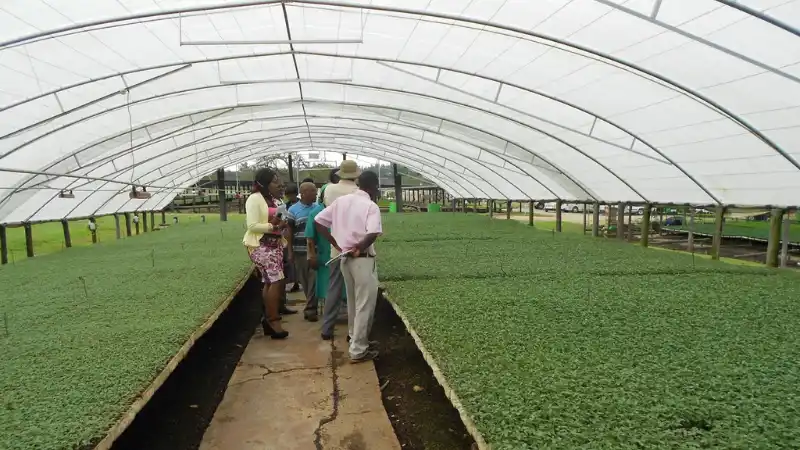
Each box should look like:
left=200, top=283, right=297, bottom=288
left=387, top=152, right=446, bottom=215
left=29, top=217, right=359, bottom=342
left=1, top=0, right=799, bottom=223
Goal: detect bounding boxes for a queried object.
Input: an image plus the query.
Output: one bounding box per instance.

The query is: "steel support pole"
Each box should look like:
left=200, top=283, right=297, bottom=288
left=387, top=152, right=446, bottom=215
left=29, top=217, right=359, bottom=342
left=161, top=210, right=167, bottom=225
left=710, top=206, right=726, bottom=260
left=506, top=200, right=512, bottom=220
left=582, top=203, right=587, bottom=235
left=767, top=208, right=783, bottom=267
left=592, top=202, right=600, bottom=237
left=688, top=208, right=695, bottom=252
left=217, top=168, right=228, bottom=222
left=24, top=223, right=33, bottom=257
left=125, top=213, right=132, bottom=237
left=61, top=219, right=72, bottom=248
left=143, top=212, right=149, bottom=233
left=555, top=200, right=563, bottom=232
left=114, top=214, right=121, bottom=239
left=489, top=200, right=494, bottom=218
left=641, top=204, right=652, bottom=247
left=616, top=202, right=626, bottom=241
left=528, top=200, right=534, bottom=226
left=781, top=210, right=792, bottom=268
left=0, top=224, right=7, bottom=264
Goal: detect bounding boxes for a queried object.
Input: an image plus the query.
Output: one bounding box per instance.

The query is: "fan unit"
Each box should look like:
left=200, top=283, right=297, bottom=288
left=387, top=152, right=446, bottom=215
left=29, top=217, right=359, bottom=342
left=129, top=186, right=151, bottom=199
left=58, top=190, right=75, bottom=199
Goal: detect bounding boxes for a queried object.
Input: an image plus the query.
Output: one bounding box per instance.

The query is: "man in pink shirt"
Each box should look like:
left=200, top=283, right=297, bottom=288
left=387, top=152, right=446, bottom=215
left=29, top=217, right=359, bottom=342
left=314, top=171, right=382, bottom=363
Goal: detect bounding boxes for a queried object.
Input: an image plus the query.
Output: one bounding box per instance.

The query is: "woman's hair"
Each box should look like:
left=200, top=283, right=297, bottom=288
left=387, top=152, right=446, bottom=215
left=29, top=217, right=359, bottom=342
left=329, top=168, right=340, bottom=183
left=253, top=168, right=278, bottom=195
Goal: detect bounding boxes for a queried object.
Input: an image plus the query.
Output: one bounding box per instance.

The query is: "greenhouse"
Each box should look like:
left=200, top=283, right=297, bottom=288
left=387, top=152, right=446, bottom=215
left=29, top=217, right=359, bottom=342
left=2, top=1, right=800, bottom=449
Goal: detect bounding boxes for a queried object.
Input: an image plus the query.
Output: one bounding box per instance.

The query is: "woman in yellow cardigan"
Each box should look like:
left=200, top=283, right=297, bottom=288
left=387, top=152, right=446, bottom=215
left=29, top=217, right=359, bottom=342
left=243, top=168, right=290, bottom=339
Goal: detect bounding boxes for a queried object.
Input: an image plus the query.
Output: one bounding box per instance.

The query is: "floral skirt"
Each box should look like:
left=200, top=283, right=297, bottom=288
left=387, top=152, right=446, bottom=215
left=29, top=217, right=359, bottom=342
left=248, top=244, right=284, bottom=284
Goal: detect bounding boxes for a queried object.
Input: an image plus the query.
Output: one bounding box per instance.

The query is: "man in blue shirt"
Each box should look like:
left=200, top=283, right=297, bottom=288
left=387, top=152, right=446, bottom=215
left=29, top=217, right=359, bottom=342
left=287, top=182, right=320, bottom=321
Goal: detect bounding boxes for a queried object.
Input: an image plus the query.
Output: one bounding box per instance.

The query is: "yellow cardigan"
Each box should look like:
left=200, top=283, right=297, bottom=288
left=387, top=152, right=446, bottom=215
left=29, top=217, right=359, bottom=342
left=242, top=193, right=274, bottom=248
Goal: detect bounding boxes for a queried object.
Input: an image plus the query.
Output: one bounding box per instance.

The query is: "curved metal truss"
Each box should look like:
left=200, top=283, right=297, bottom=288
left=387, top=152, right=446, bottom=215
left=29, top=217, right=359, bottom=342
left=2, top=0, right=800, bottom=223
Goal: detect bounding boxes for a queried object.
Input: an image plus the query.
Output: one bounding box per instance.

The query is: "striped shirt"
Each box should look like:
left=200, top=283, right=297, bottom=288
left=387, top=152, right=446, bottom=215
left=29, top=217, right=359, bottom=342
left=287, top=201, right=317, bottom=252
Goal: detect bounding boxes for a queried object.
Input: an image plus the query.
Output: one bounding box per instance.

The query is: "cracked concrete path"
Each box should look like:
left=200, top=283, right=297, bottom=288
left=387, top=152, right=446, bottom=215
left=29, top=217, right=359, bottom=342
left=200, top=293, right=401, bottom=450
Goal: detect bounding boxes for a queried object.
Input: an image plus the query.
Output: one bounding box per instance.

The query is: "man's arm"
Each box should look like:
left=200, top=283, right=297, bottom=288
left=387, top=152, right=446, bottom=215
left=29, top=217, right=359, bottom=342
left=355, top=204, right=382, bottom=255
left=314, top=203, right=341, bottom=252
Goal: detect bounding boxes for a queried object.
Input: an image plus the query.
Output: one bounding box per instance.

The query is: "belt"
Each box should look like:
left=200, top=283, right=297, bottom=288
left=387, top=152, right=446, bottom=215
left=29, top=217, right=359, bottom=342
left=347, top=253, right=375, bottom=258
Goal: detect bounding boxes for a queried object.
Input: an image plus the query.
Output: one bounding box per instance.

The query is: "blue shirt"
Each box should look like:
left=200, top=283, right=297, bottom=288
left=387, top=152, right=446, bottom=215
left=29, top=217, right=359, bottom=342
left=287, top=201, right=317, bottom=252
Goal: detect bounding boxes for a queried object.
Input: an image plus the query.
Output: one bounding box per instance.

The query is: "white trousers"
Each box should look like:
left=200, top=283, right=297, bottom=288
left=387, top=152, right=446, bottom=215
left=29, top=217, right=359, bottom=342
left=340, top=257, right=378, bottom=359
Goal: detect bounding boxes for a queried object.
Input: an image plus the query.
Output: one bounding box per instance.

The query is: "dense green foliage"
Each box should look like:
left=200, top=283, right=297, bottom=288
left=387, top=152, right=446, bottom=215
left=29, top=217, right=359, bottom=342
left=664, top=219, right=800, bottom=243
left=379, top=214, right=800, bottom=449
left=0, top=220, right=251, bottom=450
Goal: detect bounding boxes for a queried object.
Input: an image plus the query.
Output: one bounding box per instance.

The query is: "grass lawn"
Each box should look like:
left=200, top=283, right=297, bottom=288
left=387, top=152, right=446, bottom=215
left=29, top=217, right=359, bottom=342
left=664, top=220, right=800, bottom=243
left=3, top=212, right=245, bottom=258
left=379, top=214, right=800, bottom=449
left=0, top=218, right=251, bottom=450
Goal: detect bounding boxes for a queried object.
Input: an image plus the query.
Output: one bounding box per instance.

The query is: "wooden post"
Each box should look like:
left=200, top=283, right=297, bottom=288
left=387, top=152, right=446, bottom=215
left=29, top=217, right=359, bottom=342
left=161, top=210, right=166, bottom=225
left=0, top=224, right=7, bottom=265
left=688, top=207, right=695, bottom=252
left=781, top=210, right=792, bottom=268
left=24, top=222, right=33, bottom=258
left=150, top=211, right=155, bottom=230
left=616, top=202, right=626, bottom=241
left=489, top=200, right=494, bottom=218
left=506, top=200, right=512, bottom=220
left=217, top=168, right=228, bottom=222
left=451, top=198, right=456, bottom=214
left=641, top=204, right=652, bottom=247
left=393, top=164, right=403, bottom=213
left=528, top=200, right=534, bottom=226
left=627, top=205, right=634, bottom=241
left=766, top=208, right=783, bottom=267
left=592, top=202, right=600, bottom=237
left=61, top=219, right=72, bottom=248
left=114, top=214, right=121, bottom=239
left=582, top=203, right=588, bottom=235
left=710, top=206, right=726, bottom=260
left=287, top=154, right=294, bottom=182
left=143, top=212, right=149, bottom=233
left=555, top=200, right=563, bottom=232
left=125, top=213, right=132, bottom=237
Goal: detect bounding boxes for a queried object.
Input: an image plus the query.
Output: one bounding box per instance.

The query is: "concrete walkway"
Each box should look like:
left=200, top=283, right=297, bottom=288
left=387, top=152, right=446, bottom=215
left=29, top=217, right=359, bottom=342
left=200, top=293, right=401, bottom=450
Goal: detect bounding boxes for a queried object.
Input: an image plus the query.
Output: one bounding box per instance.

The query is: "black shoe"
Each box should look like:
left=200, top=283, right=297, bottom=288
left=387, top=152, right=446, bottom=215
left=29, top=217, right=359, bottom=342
left=279, top=306, right=298, bottom=315
left=290, top=284, right=301, bottom=292
left=270, top=330, right=289, bottom=340
left=304, top=314, right=319, bottom=322
left=321, top=333, right=333, bottom=341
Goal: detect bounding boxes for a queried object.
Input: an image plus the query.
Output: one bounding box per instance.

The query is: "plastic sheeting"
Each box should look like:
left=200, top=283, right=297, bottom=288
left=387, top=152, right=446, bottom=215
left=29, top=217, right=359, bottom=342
left=1, top=0, right=799, bottom=223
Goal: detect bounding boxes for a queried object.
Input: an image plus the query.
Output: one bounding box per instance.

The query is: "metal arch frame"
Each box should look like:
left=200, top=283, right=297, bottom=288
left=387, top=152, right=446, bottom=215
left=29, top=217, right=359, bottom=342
left=46, top=113, right=554, bottom=199
left=71, top=123, right=523, bottom=218
left=57, top=128, right=496, bottom=219
left=118, top=143, right=474, bottom=215
left=12, top=98, right=584, bottom=210
left=99, top=143, right=472, bottom=217
left=710, top=0, right=800, bottom=38
left=131, top=146, right=465, bottom=215
left=0, top=0, right=794, bottom=181
left=75, top=114, right=560, bottom=198
left=2, top=81, right=606, bottom=201
left=4, top=52, right=718, bottom=205
left=152, top=131, right=493, bottom=197
left=51, top=110, right=561, bottom=197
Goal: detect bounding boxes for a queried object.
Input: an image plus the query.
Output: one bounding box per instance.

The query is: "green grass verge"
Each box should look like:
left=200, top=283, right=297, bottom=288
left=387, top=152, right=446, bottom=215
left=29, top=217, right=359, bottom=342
left=3, top=212, right=243, bottom=258
left=0, top=218, right=251, bottom=450
left=379, top=214, right=800, bottom=449
left=664, top=220, right=800, bottom=243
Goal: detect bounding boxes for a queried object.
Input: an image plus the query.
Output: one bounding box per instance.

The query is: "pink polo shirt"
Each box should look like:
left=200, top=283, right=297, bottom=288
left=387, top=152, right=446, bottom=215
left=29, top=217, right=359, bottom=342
left=314, top=190, right=382, bottom=256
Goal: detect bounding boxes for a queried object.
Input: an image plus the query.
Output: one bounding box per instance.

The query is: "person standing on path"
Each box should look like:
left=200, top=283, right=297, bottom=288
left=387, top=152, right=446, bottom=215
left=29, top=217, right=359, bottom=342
left=314, top=171, right=382, bottom=363
left=319, top=161, right=360, bottom=340
left=287, top=182, right=319, bottom=322
left=317, top=168, right=340, bottom=205
left=243, top=168, right=290, bottom=339
left=305, top=201, right=330, bottom=329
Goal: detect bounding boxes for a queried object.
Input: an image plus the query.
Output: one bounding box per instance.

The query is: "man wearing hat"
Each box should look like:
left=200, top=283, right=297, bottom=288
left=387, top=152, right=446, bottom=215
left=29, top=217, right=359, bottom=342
left=319, top=160, right=361, bottom=340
